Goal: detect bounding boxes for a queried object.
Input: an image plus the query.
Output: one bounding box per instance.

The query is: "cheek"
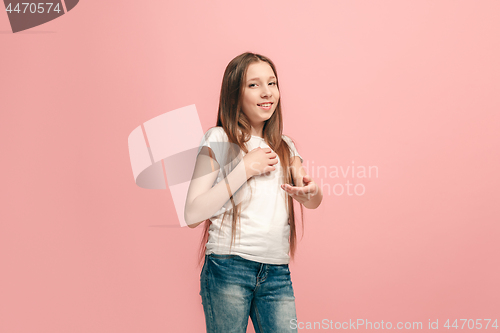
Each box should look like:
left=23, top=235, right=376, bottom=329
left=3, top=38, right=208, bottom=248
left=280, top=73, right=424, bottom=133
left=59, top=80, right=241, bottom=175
left=241, top=98, right=255, bottom=116
left=244, top=93, right=258, bottom=107
left=243, top=97, right=254, bottom=110
left=270, top=87, right=280, bottom=103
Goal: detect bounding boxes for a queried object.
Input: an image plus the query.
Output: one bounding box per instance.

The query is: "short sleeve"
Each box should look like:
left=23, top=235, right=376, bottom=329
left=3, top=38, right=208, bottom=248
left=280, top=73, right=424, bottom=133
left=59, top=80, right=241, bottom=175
left=195, top=126, right=246, bottom=218
left=282, top=135, right=303, bottom=163
left=197, top=127, right=226, bottom=165
left=195, top=127, right=226, bottom=217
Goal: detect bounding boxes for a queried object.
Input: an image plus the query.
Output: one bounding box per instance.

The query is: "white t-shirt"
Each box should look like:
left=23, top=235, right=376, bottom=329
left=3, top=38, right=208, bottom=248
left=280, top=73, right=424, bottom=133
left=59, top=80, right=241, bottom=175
left=196, top=126, right=303, bottom=264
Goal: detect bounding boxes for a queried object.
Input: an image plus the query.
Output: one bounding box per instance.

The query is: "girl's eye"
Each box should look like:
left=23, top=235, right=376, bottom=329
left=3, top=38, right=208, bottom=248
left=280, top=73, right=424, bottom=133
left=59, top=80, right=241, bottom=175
left=248, top=82, right=276, bottom=88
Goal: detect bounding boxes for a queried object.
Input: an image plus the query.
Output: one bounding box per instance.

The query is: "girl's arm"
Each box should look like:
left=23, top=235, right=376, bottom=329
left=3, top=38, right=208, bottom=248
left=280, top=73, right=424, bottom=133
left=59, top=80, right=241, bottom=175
left=284, top=156, right=323, bottom=209
left=184, top=146, right=251, bottom=228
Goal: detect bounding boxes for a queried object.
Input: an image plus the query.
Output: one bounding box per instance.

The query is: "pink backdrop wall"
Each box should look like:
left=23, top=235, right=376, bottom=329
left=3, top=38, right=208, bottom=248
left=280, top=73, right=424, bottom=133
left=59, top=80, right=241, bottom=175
left=1, top=0, right=499, bottom=332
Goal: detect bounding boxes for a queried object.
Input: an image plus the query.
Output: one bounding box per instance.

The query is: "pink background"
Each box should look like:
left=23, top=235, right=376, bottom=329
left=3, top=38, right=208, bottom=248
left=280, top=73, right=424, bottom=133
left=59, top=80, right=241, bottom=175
left=1, top=1, right=499, bottom=332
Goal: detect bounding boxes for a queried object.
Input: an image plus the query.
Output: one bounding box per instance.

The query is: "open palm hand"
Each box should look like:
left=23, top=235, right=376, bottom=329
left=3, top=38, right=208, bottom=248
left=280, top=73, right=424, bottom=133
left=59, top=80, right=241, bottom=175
left=280, top=175, right=318, bottom=205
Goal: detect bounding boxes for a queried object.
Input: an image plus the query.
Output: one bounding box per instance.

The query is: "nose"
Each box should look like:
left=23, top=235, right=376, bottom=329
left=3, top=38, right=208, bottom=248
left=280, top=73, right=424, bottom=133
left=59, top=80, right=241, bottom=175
left=261, top=85, right=272, bottom=98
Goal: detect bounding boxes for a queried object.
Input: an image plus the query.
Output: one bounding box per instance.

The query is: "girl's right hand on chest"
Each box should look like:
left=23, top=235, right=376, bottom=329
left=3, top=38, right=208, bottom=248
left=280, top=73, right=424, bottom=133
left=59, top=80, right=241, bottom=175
left=243, top=147, right=278, bottom=178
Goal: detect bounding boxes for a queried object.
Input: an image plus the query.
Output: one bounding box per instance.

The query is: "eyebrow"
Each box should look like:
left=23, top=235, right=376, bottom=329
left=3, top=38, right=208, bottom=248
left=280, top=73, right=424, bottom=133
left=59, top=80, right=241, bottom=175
left=247, top=76, right=276, bottom=82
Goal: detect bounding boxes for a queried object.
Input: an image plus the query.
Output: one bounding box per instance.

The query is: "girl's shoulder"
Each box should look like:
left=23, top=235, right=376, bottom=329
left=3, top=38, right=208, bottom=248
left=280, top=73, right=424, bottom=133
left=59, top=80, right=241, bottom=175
left=281, top=134, right=303, bottom=162
left=203, top=126, right=228, bottom=142
left=205, top=126, right=224, bottom=135
left=281, top=134, right=298, bottom=146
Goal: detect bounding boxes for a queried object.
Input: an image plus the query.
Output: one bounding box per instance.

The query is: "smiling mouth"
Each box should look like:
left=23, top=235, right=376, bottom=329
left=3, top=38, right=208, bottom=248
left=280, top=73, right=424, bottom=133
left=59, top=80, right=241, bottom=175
left=257, top=103, right=273, bottom=107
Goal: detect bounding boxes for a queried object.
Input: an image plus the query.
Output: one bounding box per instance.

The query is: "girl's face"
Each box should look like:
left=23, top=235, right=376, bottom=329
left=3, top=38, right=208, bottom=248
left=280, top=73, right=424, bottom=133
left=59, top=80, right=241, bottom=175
left=241, top=61, right=280, bottom=128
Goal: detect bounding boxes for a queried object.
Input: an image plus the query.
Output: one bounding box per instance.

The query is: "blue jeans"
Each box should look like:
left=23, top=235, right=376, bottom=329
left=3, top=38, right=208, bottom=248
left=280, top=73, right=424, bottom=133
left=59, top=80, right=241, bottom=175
left=200, top=253, right=298, bottom=333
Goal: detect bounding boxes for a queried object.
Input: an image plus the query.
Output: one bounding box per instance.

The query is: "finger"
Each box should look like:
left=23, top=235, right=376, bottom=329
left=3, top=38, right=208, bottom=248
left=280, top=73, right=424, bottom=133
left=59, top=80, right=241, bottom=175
left=266, top=165, right=276, bottom=173
left=290, top=185, right=314, bottom=195
left=284, top=185, right=304, bottom=195
left=281, top=185, right=291, bottom=195
left=281, top=184, right=293, bottom=193
left=268, top=154, right=277, bottom=161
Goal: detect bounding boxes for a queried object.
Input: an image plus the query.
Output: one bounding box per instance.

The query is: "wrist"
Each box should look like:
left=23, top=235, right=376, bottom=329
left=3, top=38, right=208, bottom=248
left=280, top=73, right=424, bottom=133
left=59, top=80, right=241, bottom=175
left=243, top=156, right=256, bottom=179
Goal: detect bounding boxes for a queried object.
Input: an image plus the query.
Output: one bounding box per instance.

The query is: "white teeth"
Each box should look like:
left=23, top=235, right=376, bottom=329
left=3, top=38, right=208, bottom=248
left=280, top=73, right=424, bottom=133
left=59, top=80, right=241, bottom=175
left=260, top=103, right=271, bottom=107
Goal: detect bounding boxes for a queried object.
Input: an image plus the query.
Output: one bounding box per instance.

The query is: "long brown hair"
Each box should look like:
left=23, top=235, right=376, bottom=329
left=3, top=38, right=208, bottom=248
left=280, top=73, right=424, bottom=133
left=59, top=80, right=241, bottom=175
left=198, top=52, right=304, bottom=266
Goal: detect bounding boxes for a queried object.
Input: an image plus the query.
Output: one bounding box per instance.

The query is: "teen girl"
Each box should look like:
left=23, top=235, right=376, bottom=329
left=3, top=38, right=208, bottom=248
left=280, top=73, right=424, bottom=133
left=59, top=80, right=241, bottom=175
left=184, top=52, right=323, bottom=333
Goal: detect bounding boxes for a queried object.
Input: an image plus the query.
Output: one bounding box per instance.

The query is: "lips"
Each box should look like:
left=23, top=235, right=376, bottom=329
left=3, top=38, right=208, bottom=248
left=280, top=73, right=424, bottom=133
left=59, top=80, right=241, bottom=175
left=257, top=102, right=273, bottom=107
left=257, top=102, right=273, bottom=110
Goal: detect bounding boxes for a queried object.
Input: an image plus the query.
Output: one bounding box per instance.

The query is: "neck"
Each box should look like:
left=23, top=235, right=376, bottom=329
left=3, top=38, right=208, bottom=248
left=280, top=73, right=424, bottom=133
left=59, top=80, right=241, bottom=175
left=250, top=124, right=264, bottom=138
